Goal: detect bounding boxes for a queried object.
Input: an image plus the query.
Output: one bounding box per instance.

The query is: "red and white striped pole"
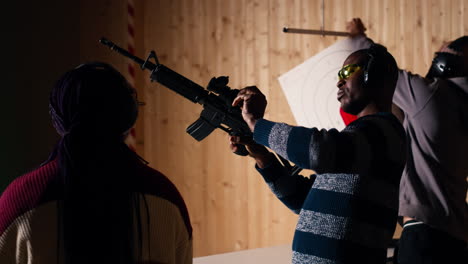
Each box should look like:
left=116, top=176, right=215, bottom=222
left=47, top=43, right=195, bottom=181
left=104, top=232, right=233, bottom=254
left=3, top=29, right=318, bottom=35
left=125, top=0, right=137, bottom=151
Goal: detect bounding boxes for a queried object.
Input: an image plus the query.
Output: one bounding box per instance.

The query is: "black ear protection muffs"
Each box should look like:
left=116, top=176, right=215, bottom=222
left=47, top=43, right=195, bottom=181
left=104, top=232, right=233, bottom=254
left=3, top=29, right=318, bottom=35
left=426, top=36, right=467, bottom=79
left=426, top=52, right=465, bottom=78
left=363, top=44, right=388, bottom=87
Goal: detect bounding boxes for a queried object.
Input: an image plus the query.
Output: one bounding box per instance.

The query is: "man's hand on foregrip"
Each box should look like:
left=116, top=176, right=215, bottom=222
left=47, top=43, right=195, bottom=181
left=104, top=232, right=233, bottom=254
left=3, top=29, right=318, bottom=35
left=346, top=18, right=367, bottom=38
left=232, top=86, right=267, bottom=132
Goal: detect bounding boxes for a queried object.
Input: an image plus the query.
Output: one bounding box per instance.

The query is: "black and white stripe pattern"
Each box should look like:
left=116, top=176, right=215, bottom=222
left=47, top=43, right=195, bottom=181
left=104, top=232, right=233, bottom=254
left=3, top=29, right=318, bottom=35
left=254, top=113, right=406, bottom=264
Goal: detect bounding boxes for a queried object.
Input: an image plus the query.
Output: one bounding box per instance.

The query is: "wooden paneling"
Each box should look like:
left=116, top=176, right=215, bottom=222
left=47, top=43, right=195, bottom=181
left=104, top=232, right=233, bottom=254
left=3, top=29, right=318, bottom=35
left=79, top=1, right=128, bottom=70
left=135, top=0, right=468, bottom=257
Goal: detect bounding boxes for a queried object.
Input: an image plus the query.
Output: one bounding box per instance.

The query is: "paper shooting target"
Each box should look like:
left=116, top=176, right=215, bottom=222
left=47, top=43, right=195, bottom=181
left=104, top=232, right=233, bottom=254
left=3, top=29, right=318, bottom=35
left=278, top=38, right=368, bottom=130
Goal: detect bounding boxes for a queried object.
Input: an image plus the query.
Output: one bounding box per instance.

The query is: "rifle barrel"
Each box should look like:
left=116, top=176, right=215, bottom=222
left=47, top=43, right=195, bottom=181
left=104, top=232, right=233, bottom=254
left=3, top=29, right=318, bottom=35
left=99, top=38, right=155, bottom=70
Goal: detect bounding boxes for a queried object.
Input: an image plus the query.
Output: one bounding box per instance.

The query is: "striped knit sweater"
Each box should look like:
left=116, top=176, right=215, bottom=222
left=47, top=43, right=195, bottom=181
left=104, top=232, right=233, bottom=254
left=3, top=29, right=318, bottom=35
left=0, top=159, right=192, bottom=264
left=254, top=112, right=406, bottom=264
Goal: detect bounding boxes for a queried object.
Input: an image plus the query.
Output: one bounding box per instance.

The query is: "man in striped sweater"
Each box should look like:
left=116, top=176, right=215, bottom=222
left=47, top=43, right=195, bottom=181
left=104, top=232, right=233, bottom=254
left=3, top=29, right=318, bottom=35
left=230, top=44, right=406, bottom=263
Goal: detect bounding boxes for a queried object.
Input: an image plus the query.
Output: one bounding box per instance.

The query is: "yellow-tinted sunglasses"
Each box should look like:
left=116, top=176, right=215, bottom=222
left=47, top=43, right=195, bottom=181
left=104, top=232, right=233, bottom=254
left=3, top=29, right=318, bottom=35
left=338, top=64, right=362, bottom=80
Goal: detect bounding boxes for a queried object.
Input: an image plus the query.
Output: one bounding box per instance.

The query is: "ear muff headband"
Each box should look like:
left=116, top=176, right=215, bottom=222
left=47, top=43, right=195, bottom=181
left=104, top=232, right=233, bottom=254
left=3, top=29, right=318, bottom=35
left=364, top=44, right=388, bottom=87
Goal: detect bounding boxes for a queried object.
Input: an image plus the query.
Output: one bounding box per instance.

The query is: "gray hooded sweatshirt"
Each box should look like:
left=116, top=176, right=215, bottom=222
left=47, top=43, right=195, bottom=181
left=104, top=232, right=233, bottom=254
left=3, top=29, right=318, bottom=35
left=354, top=36, right=468, bottom=242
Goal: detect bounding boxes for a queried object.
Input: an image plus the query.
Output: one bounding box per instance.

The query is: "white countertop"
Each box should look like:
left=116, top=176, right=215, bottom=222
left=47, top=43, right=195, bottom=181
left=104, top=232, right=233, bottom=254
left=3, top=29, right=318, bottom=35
left=194, top=244, right=395, bottom=264
left=194, top=244, right=292, bottom=264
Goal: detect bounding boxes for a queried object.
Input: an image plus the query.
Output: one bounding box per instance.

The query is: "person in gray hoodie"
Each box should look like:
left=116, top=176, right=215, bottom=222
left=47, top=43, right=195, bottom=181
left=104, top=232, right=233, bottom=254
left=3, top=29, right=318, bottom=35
left=348, top=18, right=468, bottom=264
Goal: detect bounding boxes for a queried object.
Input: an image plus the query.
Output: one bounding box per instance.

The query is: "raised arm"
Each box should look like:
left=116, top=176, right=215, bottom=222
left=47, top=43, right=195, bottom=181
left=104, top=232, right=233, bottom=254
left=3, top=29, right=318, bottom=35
left=393, top=70, right=439, bottom=116
left=253, top=119, right=355, bottom=172
left=231, top=86, right=399, bottom=174
left=253, top=113, right=405, bottom=177
left=346, top=18, right=437, bottom=116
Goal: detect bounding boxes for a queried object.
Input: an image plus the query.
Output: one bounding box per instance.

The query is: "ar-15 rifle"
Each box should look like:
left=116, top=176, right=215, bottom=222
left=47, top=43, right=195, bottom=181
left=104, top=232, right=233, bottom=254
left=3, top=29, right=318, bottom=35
left=100, top=37, right=252, bottom=155
left=99, top=38, right=302, bottom=175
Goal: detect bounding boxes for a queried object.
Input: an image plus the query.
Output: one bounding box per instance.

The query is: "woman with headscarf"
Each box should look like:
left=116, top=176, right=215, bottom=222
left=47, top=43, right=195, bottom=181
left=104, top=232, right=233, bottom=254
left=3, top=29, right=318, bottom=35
left=0, top=63, right=192, bottom=264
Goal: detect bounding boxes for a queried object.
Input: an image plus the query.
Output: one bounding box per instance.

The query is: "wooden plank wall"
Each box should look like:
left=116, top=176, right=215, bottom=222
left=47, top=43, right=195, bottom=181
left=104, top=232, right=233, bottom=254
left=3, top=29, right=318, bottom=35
left=133, top=0, right=468, bottom=257
left=78, top=0, right=148, bottom=153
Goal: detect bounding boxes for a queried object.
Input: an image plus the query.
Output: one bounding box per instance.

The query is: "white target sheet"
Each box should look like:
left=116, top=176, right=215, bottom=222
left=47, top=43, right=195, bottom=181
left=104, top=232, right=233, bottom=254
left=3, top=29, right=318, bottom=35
left=278, top=38, right=365, bottom=130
